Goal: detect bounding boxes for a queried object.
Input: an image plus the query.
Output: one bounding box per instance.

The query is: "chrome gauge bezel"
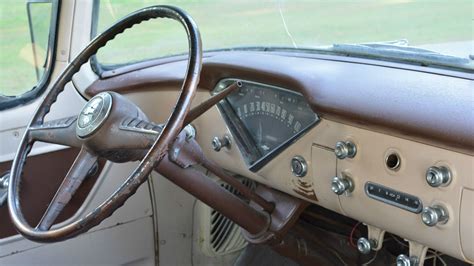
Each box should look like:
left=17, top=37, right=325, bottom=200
left=214, top=78, right=320, bottom=172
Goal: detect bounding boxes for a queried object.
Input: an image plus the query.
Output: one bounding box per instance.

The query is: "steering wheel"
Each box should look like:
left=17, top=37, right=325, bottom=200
left=8, top=5, right=202, bottom=242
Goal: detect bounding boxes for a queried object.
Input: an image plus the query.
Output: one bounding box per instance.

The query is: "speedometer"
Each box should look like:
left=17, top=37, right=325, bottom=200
left=215, top=79, right=319, bottom=171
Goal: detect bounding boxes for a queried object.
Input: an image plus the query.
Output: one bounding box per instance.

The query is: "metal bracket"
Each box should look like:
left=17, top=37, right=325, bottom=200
left=408, top=240, right=428, bottom=265
left=168, top=124, right=201, bottom=168
left=0, top=172, right=10, bottom=206
left=367, top=224, right=386, bottom=250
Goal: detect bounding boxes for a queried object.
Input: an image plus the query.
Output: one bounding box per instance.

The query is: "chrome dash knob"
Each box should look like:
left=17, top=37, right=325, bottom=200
left=421, top=205, right=449, bottom=226
left=291, top=156, right=307, bottom=177
left=331, top=175, right=353, bottom=195
left=211, top=135, right=231, bottom=152
left=397, top=254, right=418, bottom=266
left=334, top=141, right=357, bottom=159
left=426, top=166, right=451, bottom=187
left=357, top=237, right=376, bottom=254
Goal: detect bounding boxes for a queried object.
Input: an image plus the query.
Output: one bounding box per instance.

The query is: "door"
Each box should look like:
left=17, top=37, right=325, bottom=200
left=0, top=1, right=155, bottom=264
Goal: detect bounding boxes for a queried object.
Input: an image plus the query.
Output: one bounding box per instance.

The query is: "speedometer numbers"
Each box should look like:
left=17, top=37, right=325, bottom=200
left=215, top=79, right=319, bottom=171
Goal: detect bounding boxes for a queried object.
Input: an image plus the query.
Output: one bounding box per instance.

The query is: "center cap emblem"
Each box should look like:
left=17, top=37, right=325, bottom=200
left=76, top=92, right=112, bottom=138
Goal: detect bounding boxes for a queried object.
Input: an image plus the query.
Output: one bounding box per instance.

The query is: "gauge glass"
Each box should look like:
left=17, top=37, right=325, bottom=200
left=216, top=79, right=319, bottom=171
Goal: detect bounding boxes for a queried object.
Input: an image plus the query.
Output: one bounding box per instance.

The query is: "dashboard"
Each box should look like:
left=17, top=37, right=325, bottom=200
left=206, top=83, right=473, bottom=263
left=86, top=51, right=474, bottom=264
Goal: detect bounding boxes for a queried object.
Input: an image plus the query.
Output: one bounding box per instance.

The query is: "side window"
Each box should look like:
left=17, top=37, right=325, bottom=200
left=0, top=0, right=59, bottom=109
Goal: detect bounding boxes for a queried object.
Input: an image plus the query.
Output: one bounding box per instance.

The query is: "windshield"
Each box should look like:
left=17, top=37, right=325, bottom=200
left=94, top=0, right=473, bottom=71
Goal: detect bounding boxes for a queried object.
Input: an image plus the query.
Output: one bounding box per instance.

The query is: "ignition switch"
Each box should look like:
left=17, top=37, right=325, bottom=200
left=291, top=156, right=307, bottom=177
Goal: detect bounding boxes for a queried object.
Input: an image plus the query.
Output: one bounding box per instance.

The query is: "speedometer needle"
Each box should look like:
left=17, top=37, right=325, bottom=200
left=257, top=120, right=263, bottom=145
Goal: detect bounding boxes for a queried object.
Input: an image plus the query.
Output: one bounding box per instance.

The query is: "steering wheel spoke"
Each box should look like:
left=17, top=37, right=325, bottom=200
left=36, top=148, right=98, bottom=231
left=112, top=117, right=163, bottom=150
left=29, top=116, right=82, bottom=148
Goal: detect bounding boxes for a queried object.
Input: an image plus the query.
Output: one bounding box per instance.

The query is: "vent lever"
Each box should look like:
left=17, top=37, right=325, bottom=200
left=201, top=157, right=275, bottom=213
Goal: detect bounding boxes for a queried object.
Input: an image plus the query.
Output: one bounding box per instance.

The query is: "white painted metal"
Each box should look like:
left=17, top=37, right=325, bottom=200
left=0, top=217, right=155, bottom=265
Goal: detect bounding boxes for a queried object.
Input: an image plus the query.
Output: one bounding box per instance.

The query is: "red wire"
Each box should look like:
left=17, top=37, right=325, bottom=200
left=349, top=222, right=361, bottom=248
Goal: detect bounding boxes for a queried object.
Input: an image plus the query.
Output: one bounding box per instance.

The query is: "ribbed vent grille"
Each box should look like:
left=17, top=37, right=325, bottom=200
left=209, top=178, right=254, bottom=254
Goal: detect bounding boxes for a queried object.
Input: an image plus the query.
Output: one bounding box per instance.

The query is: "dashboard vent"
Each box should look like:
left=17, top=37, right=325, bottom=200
left=196, top=176, right=255, bottom=256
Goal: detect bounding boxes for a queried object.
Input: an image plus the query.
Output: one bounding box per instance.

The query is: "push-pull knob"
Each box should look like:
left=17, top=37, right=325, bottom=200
left=211, top=135, right=231, bottom=152
left=291, top=156, right=307, bottom=177
left=334, top=141, right=357, bottom=159
left=426, top=166, right=451, bottom=187
left=421, top=205, right=449, bottom=226
left=396, top=254, right=419, bottom=266
left=357, top=237, right=376, bottom=254
left=331, top=175, right=353, bottom=195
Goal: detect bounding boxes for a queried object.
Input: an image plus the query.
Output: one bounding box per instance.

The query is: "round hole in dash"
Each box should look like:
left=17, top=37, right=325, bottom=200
left=385, top=152, right=401, bottom=171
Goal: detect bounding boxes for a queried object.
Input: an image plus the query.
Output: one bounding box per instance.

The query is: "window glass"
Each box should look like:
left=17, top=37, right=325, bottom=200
left=95, top=7, right=188, bottom=67
left=94, top=0, right=472, bottom=70
left=0, top=0, right=54, bottom=97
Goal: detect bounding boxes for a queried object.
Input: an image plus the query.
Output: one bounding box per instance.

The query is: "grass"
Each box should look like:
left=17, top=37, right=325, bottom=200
left=0, top=0, right=51, bottom=96
left=1, top=0, right=472, bottom=96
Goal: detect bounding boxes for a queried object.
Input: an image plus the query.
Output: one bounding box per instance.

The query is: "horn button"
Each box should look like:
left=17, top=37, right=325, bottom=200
left=76, top=92, right=113, bottom=138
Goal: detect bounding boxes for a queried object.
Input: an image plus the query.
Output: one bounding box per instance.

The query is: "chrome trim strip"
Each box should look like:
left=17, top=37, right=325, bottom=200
left=365, top=182, right=423, bottom=213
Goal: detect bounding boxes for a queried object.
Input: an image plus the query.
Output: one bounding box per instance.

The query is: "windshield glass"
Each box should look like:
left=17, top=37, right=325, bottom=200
left=94, top=0, right=473, bottom=71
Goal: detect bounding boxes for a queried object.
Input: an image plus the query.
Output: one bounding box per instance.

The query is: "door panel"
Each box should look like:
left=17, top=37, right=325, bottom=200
left=0, top=148, right=105, bottom=239
left=0, top=217, right=155, bottom=265
left=0, top=157, right=156, bottom=264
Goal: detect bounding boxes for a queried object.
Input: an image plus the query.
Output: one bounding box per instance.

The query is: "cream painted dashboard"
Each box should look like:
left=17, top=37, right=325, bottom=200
left=125, top=88, right=474, bottom=263
left=200, top=94, right=474, bottom=263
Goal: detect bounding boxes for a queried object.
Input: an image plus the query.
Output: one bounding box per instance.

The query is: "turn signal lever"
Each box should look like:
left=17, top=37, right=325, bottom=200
left=184, top=81, right=242, bottom=125
left=168, top=125, right=275, bottom=213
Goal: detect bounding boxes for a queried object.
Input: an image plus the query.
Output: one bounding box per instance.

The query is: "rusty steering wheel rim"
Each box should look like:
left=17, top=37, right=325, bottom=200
left=8, top=5, right=202, bottom=242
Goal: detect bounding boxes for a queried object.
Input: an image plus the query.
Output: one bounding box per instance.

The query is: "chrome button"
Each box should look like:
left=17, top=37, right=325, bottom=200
left=426, top=166, right=451, bottom=187
left=212, top=135, right=231, bottom=152
left=421, top=205, right=449, bottom=226
left=331, top=175, right=353, bottom=195
left=334, top=141, right=357, bottom=159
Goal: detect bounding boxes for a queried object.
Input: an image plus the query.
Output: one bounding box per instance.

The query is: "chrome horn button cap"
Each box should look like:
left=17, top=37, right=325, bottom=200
left=76, top=92, right=113, bottom=138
